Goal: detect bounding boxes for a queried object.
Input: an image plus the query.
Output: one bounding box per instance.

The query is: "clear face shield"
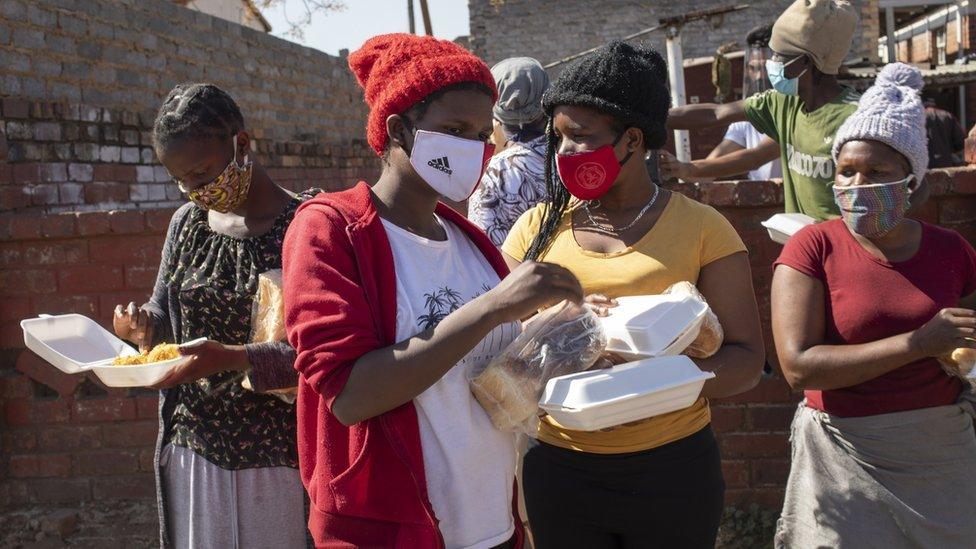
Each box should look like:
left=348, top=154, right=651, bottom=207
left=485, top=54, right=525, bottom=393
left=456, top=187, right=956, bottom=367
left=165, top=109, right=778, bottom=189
left=743, top=45, right=772, bottom=98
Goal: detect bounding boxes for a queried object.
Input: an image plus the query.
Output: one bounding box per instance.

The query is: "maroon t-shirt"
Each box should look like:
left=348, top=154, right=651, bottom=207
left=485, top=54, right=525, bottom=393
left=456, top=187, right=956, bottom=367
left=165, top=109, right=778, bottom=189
left=775, top=219, right=976, bottom=417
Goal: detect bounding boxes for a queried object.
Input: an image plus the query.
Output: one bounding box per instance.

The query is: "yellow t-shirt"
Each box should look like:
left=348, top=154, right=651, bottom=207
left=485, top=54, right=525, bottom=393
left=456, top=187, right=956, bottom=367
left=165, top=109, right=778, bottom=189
left=502, top=192, right=747, bottom=454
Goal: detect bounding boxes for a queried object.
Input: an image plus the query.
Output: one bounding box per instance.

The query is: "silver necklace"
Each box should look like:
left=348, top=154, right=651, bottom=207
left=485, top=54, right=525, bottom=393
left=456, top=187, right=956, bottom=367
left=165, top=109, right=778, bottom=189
left=582, top=184, right=660, bottom=235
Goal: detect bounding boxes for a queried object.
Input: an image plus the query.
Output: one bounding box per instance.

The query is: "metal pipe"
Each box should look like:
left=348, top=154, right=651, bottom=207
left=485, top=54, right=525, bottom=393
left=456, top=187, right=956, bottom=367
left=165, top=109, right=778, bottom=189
left=886, top=6, right=897, bottom=63
left=666, top=26, right=691, bottom=162
left=408, top=0, right=415, bottom=34
left=419, top=0, right=433, bottom=36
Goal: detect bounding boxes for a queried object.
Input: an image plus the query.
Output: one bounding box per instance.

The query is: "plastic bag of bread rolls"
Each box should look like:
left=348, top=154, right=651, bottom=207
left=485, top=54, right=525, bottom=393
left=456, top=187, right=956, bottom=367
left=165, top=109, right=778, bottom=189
left=663, top=281, right=724, bottom=358
left=469, top=301, right=607, bottom=432
left=938, top=348, right=976, bottom=388
left=242, top=269, right=296, bottom=403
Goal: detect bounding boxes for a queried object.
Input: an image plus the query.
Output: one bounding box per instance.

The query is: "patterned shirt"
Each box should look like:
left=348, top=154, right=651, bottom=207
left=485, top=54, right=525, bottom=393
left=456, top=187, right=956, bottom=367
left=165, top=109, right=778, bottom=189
left=469, top=136, right=548, bottom=246
left=160, top=189, right=319, bottom=469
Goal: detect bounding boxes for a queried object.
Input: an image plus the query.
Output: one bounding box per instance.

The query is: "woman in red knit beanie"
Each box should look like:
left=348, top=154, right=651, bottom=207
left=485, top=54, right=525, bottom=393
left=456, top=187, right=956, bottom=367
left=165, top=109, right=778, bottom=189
left=283, top=34, right=582, bottom=548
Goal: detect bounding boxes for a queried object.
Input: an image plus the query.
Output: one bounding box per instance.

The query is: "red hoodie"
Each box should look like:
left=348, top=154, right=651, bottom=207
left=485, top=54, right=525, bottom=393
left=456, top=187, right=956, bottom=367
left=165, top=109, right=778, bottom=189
left=283, top=182, right=525, bottom=548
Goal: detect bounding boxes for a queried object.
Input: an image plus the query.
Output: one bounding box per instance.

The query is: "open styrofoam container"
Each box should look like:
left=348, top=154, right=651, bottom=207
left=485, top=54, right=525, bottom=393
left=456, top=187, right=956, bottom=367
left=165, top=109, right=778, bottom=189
left=539, top=355, right=715, bottom=431
left=599, top=295, right=708, bottom=360
left=20, top=314, right=200, bottom=388
left=760, top=213, right=815, bottom=244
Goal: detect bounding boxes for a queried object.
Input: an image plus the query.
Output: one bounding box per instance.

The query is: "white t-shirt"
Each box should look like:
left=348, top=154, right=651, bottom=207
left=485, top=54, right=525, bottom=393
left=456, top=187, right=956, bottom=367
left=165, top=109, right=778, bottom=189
left=723, top=121, right=783, bottom=181
left=382, top=215, right=518, bottom=549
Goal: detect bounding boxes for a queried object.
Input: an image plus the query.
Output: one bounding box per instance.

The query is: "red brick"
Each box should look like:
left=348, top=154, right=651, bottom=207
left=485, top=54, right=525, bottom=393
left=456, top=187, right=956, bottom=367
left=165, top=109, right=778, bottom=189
left=714, top=376, right=799, bottom=405
left=92, top=163, right=137, bottom=182
left=710, top=406, right=745, bottom=434
left=8, top=454, right=72, bottom=478
left=27, top=478, right=91, bottom=504
left=88, top=236, right=162, bottom=264
left=0, top=164, right=12, bottom=184
left=40, top=214, right=77, bottom=238
left=0, top=186, right=30, bottom=209
left=139, top=449, right=155, bottom=472
left=747, top=405, right=796, bottom=432
left=0, top=479, right=30, bottom=509
left=2, top=397, right=71, bottom=426
left=124, top=265, right=158, bottom=289
left=31, top=293, right=100, bottom=318
left=0, top=269, right=58, bottom=296
left=0, top=242, right=23, bottom=266
left=107, top=210, right=145, bottom=234
left=57, top=265, right=123, bottom=293
left=751, top=459, right=791, bottom=486
left=145, top=208, right=176, bottom=232
left=7, top=215, right=43, bottom=239
left=101, top=420, right=158, bottom=447
left=23, top=241, right=88, bottom=265
left=720, top=433, right=789, bottom=459
left=940, top=196, right=976, bottom=225
left=16, top=351, right=83, bottom=398
left=3, top=430, right=38, bottom=452
left=12, top=163, right=41, bottom=183
left=949, top=167, right=976, bottom=194
left=74, top=449, right=140, bottom=476
left=36, top=425, right=102, bottom=452
left=135, top=395, right=159, bottom=419
left=72, top=397, right=137, bottom=423
left=2, top=98, right=31, bottom=119
left=0, top=296, right=30, bottom=321
left=91, top=473, right=154, bottom=500
left=721, top=459, right=750, bottom=489
left=0, top=373, right=32, bottom=398
left=84, top=182, right=129, bottom=204
left=725, top=487, right=785, bottom=510
left=924, top=170, right=953, bottom=196
left=76, top=212, right=111, bottom=236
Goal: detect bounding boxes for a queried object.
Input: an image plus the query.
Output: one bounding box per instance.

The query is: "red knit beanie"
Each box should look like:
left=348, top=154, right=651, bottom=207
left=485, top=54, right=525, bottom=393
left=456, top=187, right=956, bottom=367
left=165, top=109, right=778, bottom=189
left=349, top=33, right=498, bottom=156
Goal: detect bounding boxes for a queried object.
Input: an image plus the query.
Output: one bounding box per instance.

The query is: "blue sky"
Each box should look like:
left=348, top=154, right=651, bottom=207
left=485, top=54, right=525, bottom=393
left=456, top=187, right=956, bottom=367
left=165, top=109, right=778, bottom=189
left=262, top=0, right=471, bottom=55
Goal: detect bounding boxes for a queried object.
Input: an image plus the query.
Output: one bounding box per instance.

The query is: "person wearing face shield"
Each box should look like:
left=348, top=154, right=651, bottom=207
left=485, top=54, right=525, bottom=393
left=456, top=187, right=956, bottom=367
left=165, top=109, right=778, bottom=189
left=668, top=0, right=880, bottom=221
left=660, top=25, right=783, bottom=183
left=111, top=83, right=320, bottom=547
left=771, top=63, right=976, bottom=547
left=282, top=34, right=584, bottom=549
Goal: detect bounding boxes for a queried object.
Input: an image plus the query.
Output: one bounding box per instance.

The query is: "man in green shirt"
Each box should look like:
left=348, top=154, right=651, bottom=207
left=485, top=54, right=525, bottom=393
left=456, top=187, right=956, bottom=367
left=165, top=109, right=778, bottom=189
left=668, top=0, right=869, bottom=220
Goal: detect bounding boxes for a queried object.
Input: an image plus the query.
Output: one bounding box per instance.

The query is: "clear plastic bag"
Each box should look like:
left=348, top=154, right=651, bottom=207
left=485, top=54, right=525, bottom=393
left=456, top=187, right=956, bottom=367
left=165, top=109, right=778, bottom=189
left=662, top=281, right=723, bottom=358
left=938, top=348, right=976, bottom=389
left=470, top=301, right=607, bottom=432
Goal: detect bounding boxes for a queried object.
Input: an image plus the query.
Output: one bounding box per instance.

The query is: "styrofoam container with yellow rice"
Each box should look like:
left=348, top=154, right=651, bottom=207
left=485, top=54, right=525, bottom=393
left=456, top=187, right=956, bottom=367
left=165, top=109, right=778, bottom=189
left=20, top=314, right=204, bottom=388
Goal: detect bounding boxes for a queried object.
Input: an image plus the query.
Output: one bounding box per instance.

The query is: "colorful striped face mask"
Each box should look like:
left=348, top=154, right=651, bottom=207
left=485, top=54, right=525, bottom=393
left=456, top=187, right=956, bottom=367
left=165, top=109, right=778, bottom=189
left=832, top=176, right=913, bottom=238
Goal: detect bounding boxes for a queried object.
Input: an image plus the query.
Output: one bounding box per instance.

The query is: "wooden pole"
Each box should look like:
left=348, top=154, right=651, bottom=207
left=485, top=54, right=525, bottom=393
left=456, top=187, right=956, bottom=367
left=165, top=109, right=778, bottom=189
left=419, top=0, right=433, bottom=36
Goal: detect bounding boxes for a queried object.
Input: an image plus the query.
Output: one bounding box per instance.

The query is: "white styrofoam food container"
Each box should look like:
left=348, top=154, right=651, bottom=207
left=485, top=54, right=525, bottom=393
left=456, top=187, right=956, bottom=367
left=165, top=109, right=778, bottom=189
left=20, top=314, right=201, bottom=387
left=599, top=295, right=707, bottom=360
left=760, top=213, right=816, bottom=244
left=539, top=355, right=715, bottom=431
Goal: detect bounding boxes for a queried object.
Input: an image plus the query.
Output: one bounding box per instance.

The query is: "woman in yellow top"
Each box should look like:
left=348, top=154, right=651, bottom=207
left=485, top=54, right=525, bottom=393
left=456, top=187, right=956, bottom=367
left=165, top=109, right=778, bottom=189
left=503, top=42, right=766, bottom=549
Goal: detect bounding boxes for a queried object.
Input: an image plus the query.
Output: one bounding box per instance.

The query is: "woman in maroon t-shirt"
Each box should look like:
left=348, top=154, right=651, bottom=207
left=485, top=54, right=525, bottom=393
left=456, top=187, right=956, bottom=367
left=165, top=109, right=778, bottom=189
left=771, top=64, right=976, bottom=547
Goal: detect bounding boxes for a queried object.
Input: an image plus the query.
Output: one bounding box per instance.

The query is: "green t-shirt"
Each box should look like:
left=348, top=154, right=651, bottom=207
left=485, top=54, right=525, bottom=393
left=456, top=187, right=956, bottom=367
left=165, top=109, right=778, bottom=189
left=744, top=88, right=860, bottom=220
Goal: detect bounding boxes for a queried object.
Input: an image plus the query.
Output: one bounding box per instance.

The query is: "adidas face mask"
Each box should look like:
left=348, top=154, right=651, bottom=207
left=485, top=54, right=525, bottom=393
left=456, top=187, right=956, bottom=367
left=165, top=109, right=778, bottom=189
left=407, top=129, right=495, bottom=202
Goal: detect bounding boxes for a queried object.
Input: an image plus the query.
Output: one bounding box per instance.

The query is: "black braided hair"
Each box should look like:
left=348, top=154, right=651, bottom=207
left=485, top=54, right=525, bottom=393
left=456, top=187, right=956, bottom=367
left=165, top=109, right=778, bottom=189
left=524, top=41, right=670, bottom=261
left=152, top=83, right=245, bottom=152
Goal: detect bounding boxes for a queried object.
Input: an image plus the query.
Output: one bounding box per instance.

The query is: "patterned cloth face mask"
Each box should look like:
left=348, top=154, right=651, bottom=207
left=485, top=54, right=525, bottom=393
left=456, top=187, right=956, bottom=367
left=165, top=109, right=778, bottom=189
left=832, top=175, right=913, bottom=238
left=176, top=135, right=253, bottom=213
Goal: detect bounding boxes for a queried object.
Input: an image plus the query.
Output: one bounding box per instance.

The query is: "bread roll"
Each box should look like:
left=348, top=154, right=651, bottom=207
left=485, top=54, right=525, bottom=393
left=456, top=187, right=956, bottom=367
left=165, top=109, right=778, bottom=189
left=470, top=359, right=539, bottom=431
left=940, top=347, right=976, bottom=381
left=663, top=281, right=724, bottom=358
left=251, top=269, right=286, bottom=343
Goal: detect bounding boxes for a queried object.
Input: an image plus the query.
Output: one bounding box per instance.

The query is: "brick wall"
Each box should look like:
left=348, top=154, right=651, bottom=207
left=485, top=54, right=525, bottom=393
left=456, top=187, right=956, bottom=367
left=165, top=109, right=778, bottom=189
left=3, top=169, right=974, bottom=543
left=468, top=0, right=880, bottom=69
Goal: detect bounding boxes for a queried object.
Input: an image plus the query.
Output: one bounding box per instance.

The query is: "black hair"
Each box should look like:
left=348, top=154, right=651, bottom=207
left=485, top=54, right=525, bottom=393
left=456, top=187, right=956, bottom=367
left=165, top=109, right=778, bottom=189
left=152, top=83, right=245, bottom=152
left=746, top=25, right=773, bottom=48
left=524, top=41, right=670, bottom=261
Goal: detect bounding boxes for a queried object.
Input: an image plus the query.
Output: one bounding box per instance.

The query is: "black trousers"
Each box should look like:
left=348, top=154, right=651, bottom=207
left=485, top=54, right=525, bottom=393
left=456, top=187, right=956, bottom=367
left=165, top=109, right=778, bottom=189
left=522, top=426, right=725, bottom=549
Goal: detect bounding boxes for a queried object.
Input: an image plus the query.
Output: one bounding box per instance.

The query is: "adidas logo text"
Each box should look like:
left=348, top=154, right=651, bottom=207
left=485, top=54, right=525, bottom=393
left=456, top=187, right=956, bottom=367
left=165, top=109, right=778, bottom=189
left=428, top=156, right=453, bottom=175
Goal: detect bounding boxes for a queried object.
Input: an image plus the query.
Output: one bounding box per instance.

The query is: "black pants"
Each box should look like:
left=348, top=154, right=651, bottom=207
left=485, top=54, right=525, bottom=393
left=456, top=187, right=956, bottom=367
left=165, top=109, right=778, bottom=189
left=522, top=426, right=725, bottom=549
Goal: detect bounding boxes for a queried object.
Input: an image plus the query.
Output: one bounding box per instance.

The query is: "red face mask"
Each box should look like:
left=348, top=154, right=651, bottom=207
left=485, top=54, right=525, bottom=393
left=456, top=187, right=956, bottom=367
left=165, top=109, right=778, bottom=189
left=555, top=135, right=633, bottom=200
